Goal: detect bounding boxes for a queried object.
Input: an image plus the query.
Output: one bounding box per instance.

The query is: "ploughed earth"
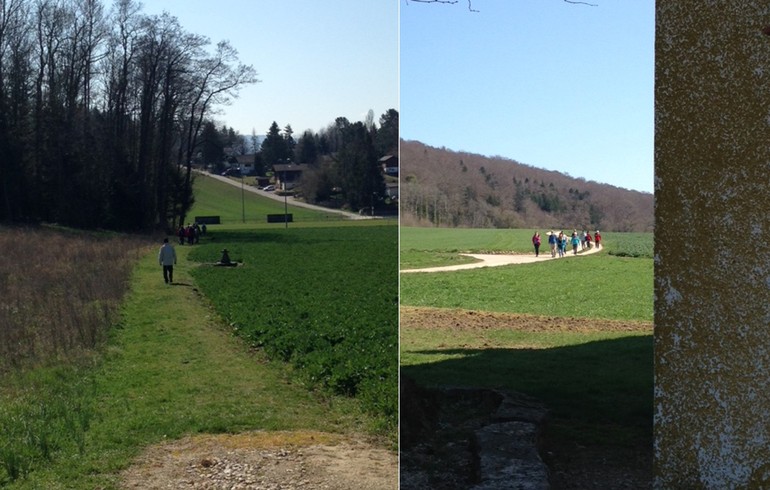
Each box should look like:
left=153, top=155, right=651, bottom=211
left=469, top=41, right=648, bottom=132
left=400, top=306, right=652, bottom=490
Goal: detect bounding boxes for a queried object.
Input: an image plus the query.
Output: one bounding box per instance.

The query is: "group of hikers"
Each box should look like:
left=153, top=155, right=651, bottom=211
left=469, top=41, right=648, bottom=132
left=531, top=229, right=601, bottom=258
left=176, top=222, right=206, bottom=245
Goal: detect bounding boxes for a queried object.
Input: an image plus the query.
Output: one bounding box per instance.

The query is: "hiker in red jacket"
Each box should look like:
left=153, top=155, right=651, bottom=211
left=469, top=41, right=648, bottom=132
left=532, top=232, right=541, bottom=257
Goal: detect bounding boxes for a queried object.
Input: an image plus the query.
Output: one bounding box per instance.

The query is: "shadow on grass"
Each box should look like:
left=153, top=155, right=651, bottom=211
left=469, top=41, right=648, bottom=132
left=198, top=226, right=392, bottom=247
left=401, top=335, right=653, bottom=445
left=187, top=231, right=291, bottom=245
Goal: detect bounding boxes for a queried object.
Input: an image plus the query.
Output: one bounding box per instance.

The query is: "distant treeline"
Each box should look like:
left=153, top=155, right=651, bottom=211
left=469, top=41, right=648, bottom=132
left=0, top=0, right=256, bottom=231
left=257, top=109, right=398, bottom=212
left=400, top=140, right=653, bottom=232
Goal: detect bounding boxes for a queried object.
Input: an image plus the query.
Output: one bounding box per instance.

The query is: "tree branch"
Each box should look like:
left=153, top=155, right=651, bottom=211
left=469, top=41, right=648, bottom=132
left=406, top=0, right=478, bottom=12
left=406, top=0, right=598, bottom=10
left=564, top=0, right=598, bottom=6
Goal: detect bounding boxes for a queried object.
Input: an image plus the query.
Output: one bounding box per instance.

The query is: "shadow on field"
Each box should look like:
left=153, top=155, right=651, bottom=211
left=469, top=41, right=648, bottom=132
left=400, top=336, right=653, bottom=489
left=401, top=335, right=653, bottom=435
left=201, top=229, right=376, bottom=246
left=197, top=231, right=292, bottom=244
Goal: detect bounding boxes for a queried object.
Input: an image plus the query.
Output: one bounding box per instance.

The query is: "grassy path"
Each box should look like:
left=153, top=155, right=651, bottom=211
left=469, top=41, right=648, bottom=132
left=11, top=245, right=366, bottom=489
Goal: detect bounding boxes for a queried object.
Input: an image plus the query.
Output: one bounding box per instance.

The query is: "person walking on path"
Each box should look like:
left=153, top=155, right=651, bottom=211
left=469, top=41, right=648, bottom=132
left=594, top=230, right=602, bottom=249
left=532, top=232, right=541, bottom=257
left=159, top=238, right=177, bottom=284
left=571, top=232, right=580, bottom=255
left=548, top=231, right=557, bottom=258
left=556, top=231, right=565, bottom=258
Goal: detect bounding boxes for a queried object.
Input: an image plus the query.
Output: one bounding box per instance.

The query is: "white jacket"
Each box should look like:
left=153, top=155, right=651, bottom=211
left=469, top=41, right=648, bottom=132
left=158, top=243, right=177, bottom=266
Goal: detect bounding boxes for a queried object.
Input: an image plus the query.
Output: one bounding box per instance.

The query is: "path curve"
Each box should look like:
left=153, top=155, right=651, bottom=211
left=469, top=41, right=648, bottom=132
left=401, top=244, right=603, bottom=273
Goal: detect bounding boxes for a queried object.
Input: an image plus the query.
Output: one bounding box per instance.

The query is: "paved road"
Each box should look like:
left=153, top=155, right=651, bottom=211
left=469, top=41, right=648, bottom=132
left=197, top=171, right=371, bottom=220
left=401, top=243, right=603, bottom=273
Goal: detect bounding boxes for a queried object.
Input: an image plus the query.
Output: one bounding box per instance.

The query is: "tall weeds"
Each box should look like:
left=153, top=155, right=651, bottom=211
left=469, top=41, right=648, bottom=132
left=0, top=226, right=148, bottom=371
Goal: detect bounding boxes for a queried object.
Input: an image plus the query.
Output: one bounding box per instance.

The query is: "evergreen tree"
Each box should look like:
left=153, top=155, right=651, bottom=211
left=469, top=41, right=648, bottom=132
left=201, top=121, right=224, bottom=167
left=375, top=108, right=398, bottom=156
left=283, top=124, right=295, bottom=159
left=260, top=121, right=288, bottom=166
left=295, top=130, right=318, bottom=164
left=337, top=122, right=385, bottom=211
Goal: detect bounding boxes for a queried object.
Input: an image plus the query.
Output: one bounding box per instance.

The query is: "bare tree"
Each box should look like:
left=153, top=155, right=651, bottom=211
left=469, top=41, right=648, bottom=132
left=176, top=40, right=258, bottom=225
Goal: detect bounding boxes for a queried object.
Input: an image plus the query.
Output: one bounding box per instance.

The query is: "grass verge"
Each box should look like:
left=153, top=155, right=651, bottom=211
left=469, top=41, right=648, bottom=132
left=0, top=244, right=376, bottom=488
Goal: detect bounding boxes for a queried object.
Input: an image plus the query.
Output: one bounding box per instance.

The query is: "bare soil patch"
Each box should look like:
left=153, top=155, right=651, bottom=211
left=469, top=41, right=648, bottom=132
left=120, top=430, right=397, bottom=489
left=400, top=306, right=652, bottom=334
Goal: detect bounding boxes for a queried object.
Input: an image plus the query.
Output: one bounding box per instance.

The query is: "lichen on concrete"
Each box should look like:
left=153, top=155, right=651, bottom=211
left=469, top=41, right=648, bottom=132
left=655, top=1, right=770, bottom=487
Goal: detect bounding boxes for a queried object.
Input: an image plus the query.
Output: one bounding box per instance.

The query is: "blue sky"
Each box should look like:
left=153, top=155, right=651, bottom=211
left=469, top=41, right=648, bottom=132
left=400, top=1, right=654, bottom=193
left=141, top=0, right=398, bottom=138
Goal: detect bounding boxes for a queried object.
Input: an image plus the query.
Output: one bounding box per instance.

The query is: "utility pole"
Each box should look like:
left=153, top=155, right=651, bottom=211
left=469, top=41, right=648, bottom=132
left=283, top=170, right=288, bottom=229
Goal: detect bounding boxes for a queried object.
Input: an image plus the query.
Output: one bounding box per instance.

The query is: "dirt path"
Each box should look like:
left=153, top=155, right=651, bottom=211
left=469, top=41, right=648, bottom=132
left=121, top=431, right=397, bottom=489
left=401, top=243, right=603, bottom=273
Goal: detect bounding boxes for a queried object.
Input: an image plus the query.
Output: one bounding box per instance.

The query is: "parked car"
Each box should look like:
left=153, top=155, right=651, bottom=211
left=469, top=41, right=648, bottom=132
left=262, top=185, right=275, bottom=191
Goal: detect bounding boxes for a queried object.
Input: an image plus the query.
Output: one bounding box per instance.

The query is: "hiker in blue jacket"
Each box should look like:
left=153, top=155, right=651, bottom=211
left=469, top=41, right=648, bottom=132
left=571, top=232, right=580, bottom=255
left=547, top=231, right=557, bottom=258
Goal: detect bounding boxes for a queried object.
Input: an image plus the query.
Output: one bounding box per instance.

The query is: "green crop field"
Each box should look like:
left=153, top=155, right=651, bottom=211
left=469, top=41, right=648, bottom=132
left=189, top=224, right=398, bottom=433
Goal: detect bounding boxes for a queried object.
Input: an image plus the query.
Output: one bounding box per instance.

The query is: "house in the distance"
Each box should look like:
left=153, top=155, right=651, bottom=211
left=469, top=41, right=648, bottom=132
left=233, top=154, right=257, bottom=176
left=273, top=163, right=306, bottom=190
left=379, top=154, right=399, bottom=176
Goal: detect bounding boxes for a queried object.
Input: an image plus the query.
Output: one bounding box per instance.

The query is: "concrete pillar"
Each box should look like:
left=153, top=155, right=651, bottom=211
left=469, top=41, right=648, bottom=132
left=655, top=2, right=770, bottom=487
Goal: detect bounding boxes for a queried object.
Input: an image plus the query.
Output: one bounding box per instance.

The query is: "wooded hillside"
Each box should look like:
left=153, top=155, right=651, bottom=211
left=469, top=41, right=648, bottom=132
left=400, top=140, right=653, bottom=232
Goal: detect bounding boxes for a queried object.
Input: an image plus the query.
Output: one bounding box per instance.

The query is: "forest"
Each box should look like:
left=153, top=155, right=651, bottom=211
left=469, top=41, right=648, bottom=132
left=0, top=0, right=261, bottom=230
left=400, top=140, right=653, bottom=232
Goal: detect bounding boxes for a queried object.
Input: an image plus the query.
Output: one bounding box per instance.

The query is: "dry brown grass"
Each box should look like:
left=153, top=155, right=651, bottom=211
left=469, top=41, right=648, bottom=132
left=0, top=226, right=148, bottom=371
